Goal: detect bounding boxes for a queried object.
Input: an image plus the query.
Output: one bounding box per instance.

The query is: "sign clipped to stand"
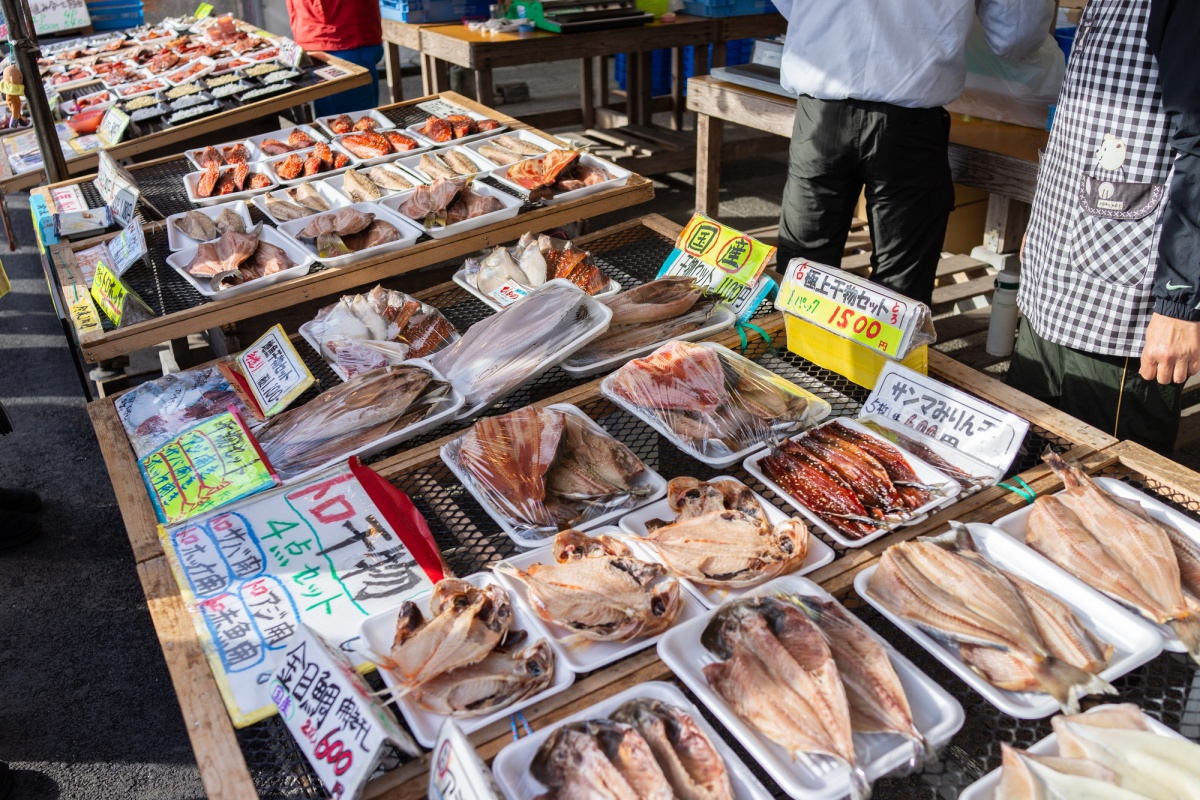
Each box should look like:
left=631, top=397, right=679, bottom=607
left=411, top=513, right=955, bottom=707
left=95, top=151, right=141, bottom=228
left=277, top=37, right=305, bottom=68
left=657, top=213, right=776, bottom=323
left=90, top=260, right=154, bottom=327
left=96, top=106, right=131, bottom=148
left=429, top=720, right=504, bottom=800
left=776, top=259, right=936, bottom=388
left=235, top=324, right=315, bottom=418
left=106, top=221, right=148, bottom=277
left=272, top=626, right=418, bottom=800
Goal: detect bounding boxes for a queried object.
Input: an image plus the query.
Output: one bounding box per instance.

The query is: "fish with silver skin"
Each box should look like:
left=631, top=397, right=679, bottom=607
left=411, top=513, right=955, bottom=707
left=173, top=209, right=218, bottom=241
left=419, top=152, right=457, bottom=180
left=478, top=143, right=522, bottom=166
left=341, top=167, right=382, bottom=202
left=492, top=134, right=548, bottom=156
left=367, top=165, right=415, bottom=190
left=611, top=699, right=735, bottom=800
left=213, top=207, right=245, bottom=235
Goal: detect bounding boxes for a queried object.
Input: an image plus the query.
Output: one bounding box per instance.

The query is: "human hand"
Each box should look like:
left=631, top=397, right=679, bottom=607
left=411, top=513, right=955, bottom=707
left=1140, top=313, right=1200, bottom=384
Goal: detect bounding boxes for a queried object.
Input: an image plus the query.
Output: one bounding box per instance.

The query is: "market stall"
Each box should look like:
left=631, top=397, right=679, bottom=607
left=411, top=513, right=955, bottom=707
left=76, top=198, right=1200, bottom=800
left=0, top=16, right=372, bottom=193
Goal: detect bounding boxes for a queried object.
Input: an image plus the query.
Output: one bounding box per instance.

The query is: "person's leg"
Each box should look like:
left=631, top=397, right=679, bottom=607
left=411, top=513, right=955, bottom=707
left=776, top=96, right=863, bottom=274
left=313, top=44, right=385, bottom=118
left=1006, top=318, right=1066, bottom=407
left=860, top=105, right=954, bottom=306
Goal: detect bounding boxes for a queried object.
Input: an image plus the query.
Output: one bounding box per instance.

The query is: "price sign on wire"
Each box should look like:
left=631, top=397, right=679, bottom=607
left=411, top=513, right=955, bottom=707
left=96, top=106, right=131, bottom=148
left=276, top=37, right=304, bottom=68
left=236, top=324, right=314, bottom=417
left=417, top=99, right=470, bottom=118
left=106, top=220, right=147, bottom=276
left=657, top=213, right=776, bottom=322
left=430, top=720, right=503, bottom=800
left=776, top=259, right=918, bottom=357
left=194, top=2, right=213, bottom=18
left=271, top=626, right=418, bottom=800
left=90, top=260, right=128, bottom=326
left=862, top=362, right=1029, bottom=472
left=95, top=151, right=140, bottom=228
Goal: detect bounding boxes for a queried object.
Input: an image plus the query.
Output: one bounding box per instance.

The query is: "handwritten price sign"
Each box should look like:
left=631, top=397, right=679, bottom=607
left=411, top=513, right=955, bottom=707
left=237, top=324, right=314, bottom=417
left=95, top=152, right=140, bottom=228
left=96, top=106, right=131, bottom=148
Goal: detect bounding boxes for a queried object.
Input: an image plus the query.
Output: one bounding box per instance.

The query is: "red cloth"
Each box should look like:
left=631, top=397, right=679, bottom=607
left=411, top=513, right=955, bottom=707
left=286, top=0, right=382, bottom=52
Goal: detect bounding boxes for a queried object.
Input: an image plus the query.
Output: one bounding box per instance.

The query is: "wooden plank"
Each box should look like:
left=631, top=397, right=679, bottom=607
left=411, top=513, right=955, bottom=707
left=137, top=556, right=257, bottom=800
left=983, top=196, right=1031, bottom=255
left=686, top=76, right=794, bottom=138
left=581, top=57, right=596, bottom=131
left=931, top=274, right=995, bottom=307
left=1108, top=440, right=1200, bottom=501
left=934, top=306, right=993, bottom=342
left=936, top=254, right=990, bottom=278
left=87, top=399, right=164, bottom=564
left=948, top=144, right=1039, bottom=205
left=384, top=41, right=405, bottom=104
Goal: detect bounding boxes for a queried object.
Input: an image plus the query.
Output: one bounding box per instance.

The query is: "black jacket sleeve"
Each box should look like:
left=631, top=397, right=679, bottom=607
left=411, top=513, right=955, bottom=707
left=1148, top=0, right=1200, bottom=320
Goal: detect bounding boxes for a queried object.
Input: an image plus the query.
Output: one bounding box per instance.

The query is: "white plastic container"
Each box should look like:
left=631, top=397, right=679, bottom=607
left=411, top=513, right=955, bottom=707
left=451, top=262, right=621, bottom=313
left=657, top=574, right=966, bottom=800
left=357, top=570, right=574, bottom=749
left=491, top=526, right=704, bottom=672
left=441, top=405, right=667, bottom=547
left=181, top=161, right=279, bottom=206
left=250, top=179, right=349, bottom=225
left=854, top=523, right=1165, bottom=719
left=275, top=201, right=425, bottom=269
left=492, top=681, right=773, bottom=800
left=165, top=199, right=253, bottom=251
left=165, top=225, right=315, bottom=299
left=744, top=417, right=961, bottom=548
left=323, top=163, right=428, bottom=203
left=618, top=475, right=837, bottom=608
left=315, top=108, right=395, bottom=138
left=379, top=182, right=522, bottom=240
left=990, top=475, right=1200, bottom=656
left=490, top=153, right=630, bottom=205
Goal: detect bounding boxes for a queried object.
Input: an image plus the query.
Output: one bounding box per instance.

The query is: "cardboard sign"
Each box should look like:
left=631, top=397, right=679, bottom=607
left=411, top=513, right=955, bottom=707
left=237, top=325, right=315, bottom=417
left=194, top=2, right=214, bottom=18
left=272, top=627, right=418, bottom=800
left=96, top=106, right=131, bottom=147
left=277, top=37, right=304, bottom=68
left=776, top=259, right=933, bottom=359
left=50, top=185, right=87, bottom=214
left=430, top=721, right=504, bottom=800
left=486, top=280, right=530, bottom=308
left=63, top=281, right=102, bottom=335
left=159, top=460, right=446, bottom=725
left=314, top=66, right=348, bottom=81
left=417, top=99, right=469, bottom=118
left=107, top=221, right=148, bottom=276
left=141, top=410, right=278, bottom=525
left=30, top=193, right=57, bottom=251
left=89, top=260, right=127, bottom=325
left=95, top=152, right=140, bottom=227
left=657, top=213, right=776, bottom=323
left=0, top=259, right=9, bottom=301
left=862, top=362, right=1029, bottom=474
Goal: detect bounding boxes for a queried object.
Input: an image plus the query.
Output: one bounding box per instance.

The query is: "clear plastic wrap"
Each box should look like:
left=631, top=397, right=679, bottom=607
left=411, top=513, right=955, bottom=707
left=601, top=341, right=831, bottom=467
left=442, top=404, right=662, bottom=543
left=429, top=280, right=613, bottom=418
left=255, top=363, right=456, bottom=480
left=459, top=232, right=613, bottom=300
left=301, top=285, right=460, bottom=380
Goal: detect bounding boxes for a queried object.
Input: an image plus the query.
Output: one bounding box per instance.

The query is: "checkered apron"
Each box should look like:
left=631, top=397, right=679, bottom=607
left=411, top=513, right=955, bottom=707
left=1018, top=0, right=1174, bottom=358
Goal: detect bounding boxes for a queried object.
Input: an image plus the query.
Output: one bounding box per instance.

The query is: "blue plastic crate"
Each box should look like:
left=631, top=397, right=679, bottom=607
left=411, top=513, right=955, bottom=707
left=681, top=0, right=775, bottom=17
left=379, top=0, right=484, bottom=22
left=614, top=38, right=753, bottom=97
left=86, top=0, right=142, bottom=29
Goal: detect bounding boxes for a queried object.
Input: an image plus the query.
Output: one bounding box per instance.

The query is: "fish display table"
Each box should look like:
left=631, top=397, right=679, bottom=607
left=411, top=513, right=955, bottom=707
left=83, top=212, right=1200, bottom=800
left=0, top=20, right=372, bottom=193
left=34, top=92, right=655, bottom=383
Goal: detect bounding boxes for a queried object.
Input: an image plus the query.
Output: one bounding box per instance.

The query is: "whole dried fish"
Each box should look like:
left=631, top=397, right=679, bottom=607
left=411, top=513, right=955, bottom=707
left=173, top=209, right=218, bottom=242
left=213, top=208, right=245, bottom=235
left=611, top=699, right=735, bottom=800
left=341, top=167, right=382, bottom=202
left=410, top=639, right=554, bottom=716
left=419, top=152, right=457, bottom=180
left=495, top=530, right=682, bottom=641
left=442, top=149, right=480, bottom=176
left=603, top=277, right=703, bottom=325
left=586, top=719, right=676, bottom=800
left=533, top=725, right=641, bottom=799
left=367, top=165, right=414, bottom=191
left=492, top=134, right=548, bottom=156
left=570, top=303, right=719, bottom=365
left=478, top=143, right=522, bottom=166
left=860, top=421, right=990, bottom=492
left=263, top=191, right=310, bottom=221
left=286, top=182, right=332, bottom=212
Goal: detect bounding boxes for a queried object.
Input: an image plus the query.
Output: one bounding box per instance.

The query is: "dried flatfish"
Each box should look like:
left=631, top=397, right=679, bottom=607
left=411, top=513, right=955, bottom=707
left=341, top=167, right=382, bottom=202
left=173, top=209, right=218, bottom=241
left=603, top=276, right=703, bottom=325
left=367, top=165, right=414, bottom=191
left=493, top=134, right=548, bottom=156
left=611, top=699, right=735, bottom=800
left=410, top=639, right=555, bottom=716
left=286, top=182, right=332, bottom=212
left=478, top=143, right=521, bottom=166
left=263, top=191, right=309, bottom=221
left=213, top=207, right=245, bottom=235
left=419, top=152, right=457, bottom=180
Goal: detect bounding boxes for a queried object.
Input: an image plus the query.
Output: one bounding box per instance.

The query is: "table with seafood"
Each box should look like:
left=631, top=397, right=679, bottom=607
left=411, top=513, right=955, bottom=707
left=82, top=213, right=1199, bottom=800
left=0, top=16, right=371, bottom=192
left=39, top=92, right=655, bottom=368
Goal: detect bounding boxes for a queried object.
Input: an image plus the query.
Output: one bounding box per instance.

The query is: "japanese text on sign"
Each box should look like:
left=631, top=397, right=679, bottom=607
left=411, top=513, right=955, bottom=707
left=272, top=628, right=416, bottom=800
left=66, top=282, right=102, bottom=335
left=277, top=37, right=304, bottom=68
left=107, top=221, right=147, bottom=276
left=159, top=464, right=437, bottom=725
left=237, top=325, right=314, bottom=417
left=90, top=260, right=127, bottom=326
left=96, top=106, right=131, bottom=148
left=861, top=363, right=1028, bottom=472
left=417, top=99, right=470, bottom=118
left=486, top=281, right=529, bottom=307
left=23, top=0, right=91, bottom=35
left=95, top=152, right=140, bottom=228
left=658, top=213, right=776, bottom=322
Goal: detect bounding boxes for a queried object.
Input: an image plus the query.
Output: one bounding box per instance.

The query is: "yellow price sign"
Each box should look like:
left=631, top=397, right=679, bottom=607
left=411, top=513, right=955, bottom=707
left=0, top=259, right=9, bottom=300
left=68, top=293, right=102, bottom=334
left=194, top=2, right=214, bottom=18
left=777, top=281, right=906, bottom=356
left=90, top=261, right=127, bottom=326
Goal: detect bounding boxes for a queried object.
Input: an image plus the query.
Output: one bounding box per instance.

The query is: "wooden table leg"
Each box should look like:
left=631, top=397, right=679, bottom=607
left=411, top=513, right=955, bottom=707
left=692, top=42, right=708, bottom=78
left=598, top=55, right=609, bottom=109
left=637, top=50, right=653, bottom=126
left=696, top=112, right=723, bottom=215
left=625, top=52, right=639, bottom=124
left=580, top=57, right=595, bottom=130
left=711, top=39, right=726, bottom=69
left=670, top=47, right=684, bottom=131
left=422, top=54, right=449, bottom=95
left=474, top=68, right=494, bottom=107
left=383, top=41, right=404, bottom=103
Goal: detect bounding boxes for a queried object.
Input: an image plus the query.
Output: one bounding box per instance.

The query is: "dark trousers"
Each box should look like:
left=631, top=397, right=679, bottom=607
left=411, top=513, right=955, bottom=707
left=1006, top=320, right=1182, bottom=454
left=313, top=44, right=384, bottom=118
left=777, top=96, right=954, bottom=306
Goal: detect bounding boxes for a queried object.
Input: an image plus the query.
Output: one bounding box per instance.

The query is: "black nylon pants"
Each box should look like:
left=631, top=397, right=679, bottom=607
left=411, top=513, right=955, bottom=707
left=777, top=95, right=955, bottom=307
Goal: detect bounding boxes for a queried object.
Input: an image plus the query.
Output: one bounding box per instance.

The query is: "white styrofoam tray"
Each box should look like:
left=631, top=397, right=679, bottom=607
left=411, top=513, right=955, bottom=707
left=658, top=574, right=966, bottom=800
left=250, top=180, right=349, bottom=225
left=744, top=417, right=961, bottom=548
left=115, top=77, right=169, bottom=99
left=209, top=55, right=253, bottom=75
left=165, top=199, right=253, bottom=251
left=990, top=475, right=1200, bottom=655
left=461, top=129, right=565, bottom=165
left=406, top=110, right=508, bottom=145
left=854, top=523, right=1165, bottom=719
left=618, top=475, right=837, bottom=608
left=958, top=703, right=1186, bottom=800
left=245, top=123, right=329, bottom=159
left=602, top=341, right=834, bottom=470
left=431, top=279, right=614, bottom=421
left=324, top=163, right=429, bottom=204
left=162, top=56, right=214, bottom=87
left=259, top=143, right=361, bottom=187
left=491, top=152, right=631, bottom=205
left=379, top=181, right=522, bottom=240
left=492, top=681, right=772, bottom=800
left=275, top=201, right=425, bottom=269
left=184, top=139, right=255, bottom=170
left=491, top=526, right=705, bottom=672
left=63, top=89, right=116, bottom=115
left=316, top=109, right=395, bottom=139
left=165, top=224, right=315, bottom=299
left=357, top=570, right=574, bottom=749
left=561, top=303, right=738, bottom=378
left=396, top=146, right=498, bottom=183
left=441, top=403, right=666, bottom=548
left=182, top=161, right=279, bottom=207
left=450, top=261, right=621, bottom=313
left=330, top=130, right=434, bottom=167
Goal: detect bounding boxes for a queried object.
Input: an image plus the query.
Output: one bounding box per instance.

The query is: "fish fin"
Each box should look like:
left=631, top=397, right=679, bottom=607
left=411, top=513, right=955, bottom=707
left=920, top=521, right=977, bottom=552
left=1041, top=657, right=1118, bottom=714
left=317, top=231, right=352, bottom=258
left=1168, top=613, right=1200, bottom=665
left=249, top=221, right=263, bottom=238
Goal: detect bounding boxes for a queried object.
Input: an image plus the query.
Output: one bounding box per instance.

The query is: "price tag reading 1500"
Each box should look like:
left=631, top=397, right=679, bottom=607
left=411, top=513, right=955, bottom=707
left=779, top=283, right=905, bottom=355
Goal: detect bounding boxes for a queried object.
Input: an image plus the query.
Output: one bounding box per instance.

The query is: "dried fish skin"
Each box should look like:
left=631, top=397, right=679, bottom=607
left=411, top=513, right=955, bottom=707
left=263, top=191, right=311, bottom=221
left=173, top=209, right=218, bottom=242
left=286, top=182, right=332, bottom=212
left=213, top=208, right=246, bottom=235
left=410, top=639, right=555, bottom=717
left=459, top=406, right=566, bottom=530
left=367, top=165, right=414, bottom=191
left=603, top=276, right=703, bottom=325
left=611, top=699, right=735, bottom=800
left=995, top=743, right=1141, bottom=800
left=1053, top=717, right=1200, bottom=799
left=341, top=167, right=382, bottom=202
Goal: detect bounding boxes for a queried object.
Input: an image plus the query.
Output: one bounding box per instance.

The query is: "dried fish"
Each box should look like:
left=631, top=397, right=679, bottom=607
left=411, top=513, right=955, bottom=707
left=411, top=639, right=555, bottom=716
left=492, top=134, right=548, bottom=156
left=611, top=699, right=735, bottom=800
left=262, top=191, right=310, bottom=221
left=570, top=303, right=719, bottom=366
left=478, top=143, right=522, bottom=166
left=341, top=167, right=382, bottom=202
left=285, top=182, right=332, bottom=212
left=533, top=725, right=642, bottom=799
left=419, top=152, right=457, bottom=180
left=603, top=276, right=703, bottom=325
left=367, top=165, right=415, bottom=191
left=172, top=209, right=217, bottom=241
left=213, top=208, right=245, bottom=235
left=442, top=148, right=480, bottom=175
left=297, top=207, right=375, bottom=238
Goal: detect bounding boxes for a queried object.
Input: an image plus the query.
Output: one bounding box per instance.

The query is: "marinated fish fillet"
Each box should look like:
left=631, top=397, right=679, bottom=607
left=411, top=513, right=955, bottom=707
left=869, top=539, right=1116, bottom=713
left=544, top=412, right=647, bottom=504
left=410, top=639, right=554, bottom=716
left=611, top=699, right=734, bottom=800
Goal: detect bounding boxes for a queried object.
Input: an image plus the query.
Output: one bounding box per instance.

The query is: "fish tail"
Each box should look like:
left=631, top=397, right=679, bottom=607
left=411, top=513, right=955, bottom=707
left=921, top=521, right=977, bottom=552
left=1169, top=614, right=1200, bottom=666
left=1039, top=656, right=1117, bottom=714
left=847, top=762, right=872, bottom=800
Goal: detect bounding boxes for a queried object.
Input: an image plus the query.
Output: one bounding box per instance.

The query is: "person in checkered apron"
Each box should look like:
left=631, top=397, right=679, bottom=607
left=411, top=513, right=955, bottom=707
left=1009, top=0, right=1199, bottom=454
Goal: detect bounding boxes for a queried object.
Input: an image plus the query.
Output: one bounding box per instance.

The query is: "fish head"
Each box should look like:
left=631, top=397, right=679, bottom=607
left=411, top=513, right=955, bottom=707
left=700, top=598, right=766, bottom=658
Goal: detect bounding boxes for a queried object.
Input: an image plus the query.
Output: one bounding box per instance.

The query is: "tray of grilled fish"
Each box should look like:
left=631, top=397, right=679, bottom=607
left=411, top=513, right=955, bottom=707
left=855, top=521, right=1164, bottom=719
left=745, top=417, right=961, bottom=548
left=657, top=573, right=965, bottom=800
left=492, top=680, right=773, bottom=800
left=358, top=573, right=574, bottom=749
left=619, top=475, right=837, bottom=607
left=493, top=528, right=706, bottom=673
left=988, top=453, right=1200, bottom=664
